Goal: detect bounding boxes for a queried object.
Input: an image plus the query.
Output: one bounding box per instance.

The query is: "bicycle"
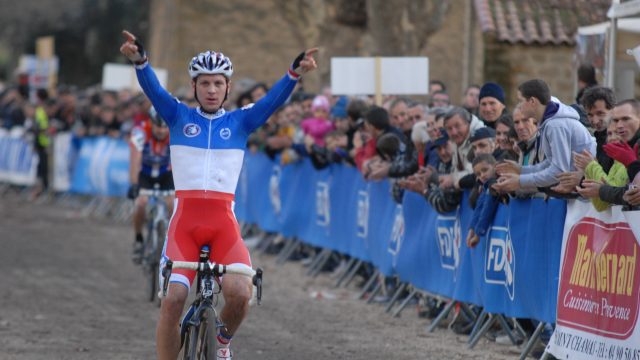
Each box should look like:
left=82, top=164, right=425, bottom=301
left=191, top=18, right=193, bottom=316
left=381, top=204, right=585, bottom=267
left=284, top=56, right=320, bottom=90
left=161, top=246, right=263, bottom=360
left=139, top=187, right=174, bottom=304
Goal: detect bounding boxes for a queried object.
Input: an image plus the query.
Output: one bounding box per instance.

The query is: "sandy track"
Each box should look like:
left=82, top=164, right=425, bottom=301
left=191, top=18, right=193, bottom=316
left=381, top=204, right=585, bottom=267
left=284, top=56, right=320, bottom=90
left=0, top=193, right=518, bottom=359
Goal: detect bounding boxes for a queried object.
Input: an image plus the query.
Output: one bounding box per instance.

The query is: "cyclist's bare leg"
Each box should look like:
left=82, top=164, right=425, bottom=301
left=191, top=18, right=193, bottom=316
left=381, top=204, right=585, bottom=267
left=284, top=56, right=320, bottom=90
left=219, top=274, right=253, bottom=336
left=157, top=283, right=188, bottom=360
left=133, top=195, right=148, bottom=235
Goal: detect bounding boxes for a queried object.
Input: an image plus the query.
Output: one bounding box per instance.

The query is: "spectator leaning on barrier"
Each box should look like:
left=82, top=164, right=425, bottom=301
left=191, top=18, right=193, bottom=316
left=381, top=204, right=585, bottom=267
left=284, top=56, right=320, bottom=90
left=407, top=101, right=426, bottom=125
left=430, top=90, right=450, bottom=108
left=478, top=82, right=507, bottom=129
left=493, top=79, right=596, bottom=195
left=552, top=87, right=616, bottom=194
left=512, top=104, right=545, bottom=197
left=466, top=153, right=502, bottom=248
left=582, top=86, right=616, bottom=172
left=411, top=120, right=429, bottom=167
left=462, top=84, right=480, bottom=116
left=300, top=95, right=335, bottom=146
left=423, top=107, right=449, bottom=167
left=574, top=120, right=628, bottom=211
left=493, top=114, right=519, bottom=161
left=429, top=79, right=447, bottom=94
left=579, top=99, right=640, bottom=208
left=355, top=106, right=411, bottom=180
left=32, top=89, right=51, bottom=197
left=439, top=107, right=485, bottom=190
left=575, top=63, right=598, bottom=104
left=399, top=131, right=460, bottom=213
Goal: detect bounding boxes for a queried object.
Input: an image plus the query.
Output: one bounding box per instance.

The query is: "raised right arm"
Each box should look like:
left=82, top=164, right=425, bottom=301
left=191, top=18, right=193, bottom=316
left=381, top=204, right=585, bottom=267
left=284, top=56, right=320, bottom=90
left=120, top=30, right=179, bottom=127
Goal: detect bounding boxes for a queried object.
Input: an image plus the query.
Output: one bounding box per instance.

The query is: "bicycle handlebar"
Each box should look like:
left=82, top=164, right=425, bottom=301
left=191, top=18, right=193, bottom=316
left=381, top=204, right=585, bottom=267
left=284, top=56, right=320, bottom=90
left=171, top=261, right=256, bottom=277
left=160, top=260, right=263, bottom=305
left=139, top=189, right=175, bottom=197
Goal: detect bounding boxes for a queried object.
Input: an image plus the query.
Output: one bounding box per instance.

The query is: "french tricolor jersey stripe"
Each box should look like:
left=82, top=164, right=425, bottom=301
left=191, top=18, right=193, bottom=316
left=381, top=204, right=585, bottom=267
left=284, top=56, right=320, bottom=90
left=135, top=63, right=298, bottom=194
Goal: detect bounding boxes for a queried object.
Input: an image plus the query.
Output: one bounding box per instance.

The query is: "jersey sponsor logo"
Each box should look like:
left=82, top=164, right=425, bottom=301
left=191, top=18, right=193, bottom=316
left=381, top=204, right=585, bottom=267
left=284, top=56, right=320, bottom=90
left=241, top=103, right=255, bottom=110
left=220, top=127, right=231, bottom=140
left=316, top=181, right=330, bottom=227
left=269, top=166, right=281, bottom=215
left=436, top=214, right=462, bottom=272
left=356, top=190, right=369, bottom=238
left=484, top=226, right=516, bottom=300
left=183, top=123, right=201, bottom=138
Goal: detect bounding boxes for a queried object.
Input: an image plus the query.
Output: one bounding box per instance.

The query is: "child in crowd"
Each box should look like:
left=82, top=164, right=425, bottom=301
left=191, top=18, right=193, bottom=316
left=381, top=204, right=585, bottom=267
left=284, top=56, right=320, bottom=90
left=376, top=132, right=408, bottom=203
left=301, top=95, right=335, bottom=146
left=574, top=121, right=629, bottom=211
left=466, top=154, right=501, bottom=248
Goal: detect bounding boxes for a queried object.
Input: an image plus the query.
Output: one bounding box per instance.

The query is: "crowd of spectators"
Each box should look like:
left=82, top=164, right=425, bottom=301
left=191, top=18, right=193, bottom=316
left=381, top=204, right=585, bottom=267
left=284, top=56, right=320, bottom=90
left=3, top=61, right=639, bottom=209
left=3, top=61, right=640, bottom=356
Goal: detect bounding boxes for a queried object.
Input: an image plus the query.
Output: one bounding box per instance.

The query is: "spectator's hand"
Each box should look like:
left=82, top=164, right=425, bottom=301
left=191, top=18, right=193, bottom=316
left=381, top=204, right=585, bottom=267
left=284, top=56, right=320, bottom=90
left=399, top=177, right=427, bottom=194
left=551, top=171, right=584, bottom=193
left=291, top=48, right=319, bottom=76
left=492, top=173, right=520, bottom=192
left=604, top=142, right=639, bottom=167
left=576, top=178, right=604, bottom=199
left=367, top=161, right=391, bottom=180
left=623, top=186, right=640, bottom=206
left=438, top=174, right=454, bottom=189
left=303, top=135, right=315, bottom=152
left=120, top=30, right=147, bottom=63
left=422, top=165, right=436, bottom=180
left=353, top=130, right=364, bottom=149
left=496, top=160, right=521, bottom=175
left=573, top=150, right=594, bottom=171
left=466, top=230, right=479, bottom=248
left=127, top=184, right=140, bottom=200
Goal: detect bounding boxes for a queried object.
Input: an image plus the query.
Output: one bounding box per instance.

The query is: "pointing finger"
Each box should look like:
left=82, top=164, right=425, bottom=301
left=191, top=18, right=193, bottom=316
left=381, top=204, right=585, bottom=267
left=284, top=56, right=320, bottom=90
left=122, top=30, right=136, bottom=42
left=305, top=47, right=319, bottom=59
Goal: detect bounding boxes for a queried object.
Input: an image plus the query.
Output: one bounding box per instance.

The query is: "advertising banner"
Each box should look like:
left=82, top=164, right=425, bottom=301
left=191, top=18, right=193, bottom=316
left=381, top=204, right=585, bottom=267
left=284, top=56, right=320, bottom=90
left=548, top=200, right=640, bottom=359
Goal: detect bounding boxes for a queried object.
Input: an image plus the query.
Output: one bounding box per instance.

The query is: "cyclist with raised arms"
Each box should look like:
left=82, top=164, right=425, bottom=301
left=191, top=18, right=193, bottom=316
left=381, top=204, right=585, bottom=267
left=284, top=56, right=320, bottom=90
left=128, top=106, right=174, bottom=264
left=120, top=30, right=318, bottom=360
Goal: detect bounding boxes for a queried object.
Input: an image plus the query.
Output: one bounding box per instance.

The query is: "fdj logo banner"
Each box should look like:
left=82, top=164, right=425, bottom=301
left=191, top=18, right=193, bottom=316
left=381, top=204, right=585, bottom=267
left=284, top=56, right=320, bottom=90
left=388, top=205, right=404, bottom=267
left=557, top=217, right=640, bottom=340
left=316, top=181, right=330, bottom=227
left=436, top=214, right=461, bottom=271
left=269, top=166, right=281, bottom=215
left=484, top=226, right=516, bottom=300
left=356, top=190, right=369, bottom=238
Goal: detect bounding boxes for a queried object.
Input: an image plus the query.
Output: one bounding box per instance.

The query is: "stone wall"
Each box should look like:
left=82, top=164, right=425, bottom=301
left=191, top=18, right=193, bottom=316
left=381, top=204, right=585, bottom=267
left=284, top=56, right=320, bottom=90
left=148, top=0, right=306, bottom=95
left=148, top=0, right=578, bottom=107
left=484, top=41, right=575, bottom=107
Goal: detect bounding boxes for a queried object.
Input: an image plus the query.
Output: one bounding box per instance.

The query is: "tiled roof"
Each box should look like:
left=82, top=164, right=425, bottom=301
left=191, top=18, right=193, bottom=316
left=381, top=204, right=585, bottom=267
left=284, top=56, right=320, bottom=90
left=474, top=0, right=611, bottom=45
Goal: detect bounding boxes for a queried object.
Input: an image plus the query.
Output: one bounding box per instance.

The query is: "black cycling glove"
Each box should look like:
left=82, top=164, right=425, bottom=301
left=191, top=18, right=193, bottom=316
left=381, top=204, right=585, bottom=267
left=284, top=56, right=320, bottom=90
left=127, top=184, right=140, bottom=200
left=290, top=51, right=306, bottom=76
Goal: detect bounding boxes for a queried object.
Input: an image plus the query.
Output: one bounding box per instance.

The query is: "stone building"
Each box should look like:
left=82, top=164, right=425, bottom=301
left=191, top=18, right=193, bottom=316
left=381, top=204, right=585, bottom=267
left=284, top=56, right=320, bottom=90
left=147, top=0, right=612, bottom=107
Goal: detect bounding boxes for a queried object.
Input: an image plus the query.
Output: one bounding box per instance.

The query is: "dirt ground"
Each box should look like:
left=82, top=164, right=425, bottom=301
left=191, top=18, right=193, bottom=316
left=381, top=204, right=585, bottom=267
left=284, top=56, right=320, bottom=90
left=0, top=191, right=523, bottom=359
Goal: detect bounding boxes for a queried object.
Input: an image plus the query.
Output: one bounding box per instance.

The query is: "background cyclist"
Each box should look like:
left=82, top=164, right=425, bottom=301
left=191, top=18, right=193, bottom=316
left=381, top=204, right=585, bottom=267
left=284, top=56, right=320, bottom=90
left=119, top=30, right=318, bottom=360
left=127, top=106, right=174, bottom=264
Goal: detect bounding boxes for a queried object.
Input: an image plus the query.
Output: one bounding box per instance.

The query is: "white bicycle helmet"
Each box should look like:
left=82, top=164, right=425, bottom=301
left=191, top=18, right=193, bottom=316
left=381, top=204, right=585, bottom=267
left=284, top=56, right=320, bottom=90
left=188, top=50, right=233, bottom=79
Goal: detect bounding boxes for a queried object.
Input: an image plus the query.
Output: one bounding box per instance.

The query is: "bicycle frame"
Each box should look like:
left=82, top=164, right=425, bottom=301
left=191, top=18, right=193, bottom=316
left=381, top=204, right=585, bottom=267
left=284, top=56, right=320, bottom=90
left=161, top=251, right=263, bottom=359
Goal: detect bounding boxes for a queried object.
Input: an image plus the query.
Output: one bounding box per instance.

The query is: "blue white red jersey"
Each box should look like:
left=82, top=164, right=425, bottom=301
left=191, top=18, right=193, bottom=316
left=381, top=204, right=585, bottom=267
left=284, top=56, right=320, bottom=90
left=135, top=62, right=298, bottom=195
left=130, top=123, right=172, bottom=177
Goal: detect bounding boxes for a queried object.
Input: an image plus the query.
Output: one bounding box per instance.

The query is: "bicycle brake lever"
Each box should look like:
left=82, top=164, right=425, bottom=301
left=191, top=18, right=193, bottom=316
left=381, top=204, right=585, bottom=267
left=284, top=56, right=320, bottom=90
left=253, top=268, right=263, bottom=305
left=161, top=260, right=173, bottom=297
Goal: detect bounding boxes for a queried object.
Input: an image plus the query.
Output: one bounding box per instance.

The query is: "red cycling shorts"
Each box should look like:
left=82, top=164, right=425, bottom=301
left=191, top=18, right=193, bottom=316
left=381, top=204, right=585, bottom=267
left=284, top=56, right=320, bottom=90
left=160, top=190, right=252, bottom=290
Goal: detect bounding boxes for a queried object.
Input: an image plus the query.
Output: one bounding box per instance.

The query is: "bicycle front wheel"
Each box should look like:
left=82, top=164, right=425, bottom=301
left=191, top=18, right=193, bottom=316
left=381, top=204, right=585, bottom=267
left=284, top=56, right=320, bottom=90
left=183, top=308, right=216, bottom=360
